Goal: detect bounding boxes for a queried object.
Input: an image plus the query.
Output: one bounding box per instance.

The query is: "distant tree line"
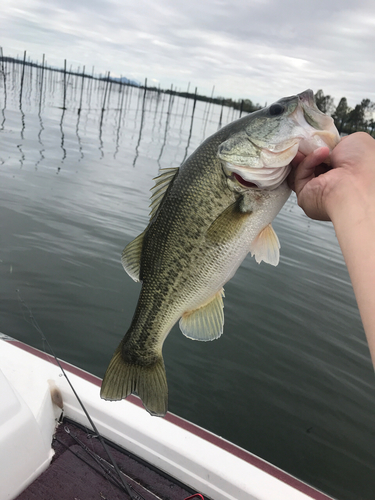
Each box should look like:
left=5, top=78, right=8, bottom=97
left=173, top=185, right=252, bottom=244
left=160, top=87, right=261, bottom=114
left=314, top=89, right=375, bottom=137
left=221, top=98, right=261, bottom=113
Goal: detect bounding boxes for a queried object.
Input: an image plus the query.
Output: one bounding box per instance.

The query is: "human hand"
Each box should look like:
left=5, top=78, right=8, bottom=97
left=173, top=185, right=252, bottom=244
left=288, top=132, right=375, bottom=223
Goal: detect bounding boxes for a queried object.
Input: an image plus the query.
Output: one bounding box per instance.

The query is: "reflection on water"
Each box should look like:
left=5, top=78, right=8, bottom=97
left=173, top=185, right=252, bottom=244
left=1, top=56, right=375, bottom=500
left=0, top=57, right=241, bottom=171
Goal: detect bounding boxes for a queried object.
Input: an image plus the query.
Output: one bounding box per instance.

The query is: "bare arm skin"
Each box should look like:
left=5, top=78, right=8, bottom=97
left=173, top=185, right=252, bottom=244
left=288, top=132, right=375, bottom=366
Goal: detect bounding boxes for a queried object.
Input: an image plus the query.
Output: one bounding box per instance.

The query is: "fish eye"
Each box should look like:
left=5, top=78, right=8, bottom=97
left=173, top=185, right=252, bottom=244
left=269, top=103, right=285, bottom=116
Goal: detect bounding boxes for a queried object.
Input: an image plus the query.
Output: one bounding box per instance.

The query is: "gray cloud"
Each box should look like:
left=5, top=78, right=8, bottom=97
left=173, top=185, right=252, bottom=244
left=1, top=0, right=375, bottom=107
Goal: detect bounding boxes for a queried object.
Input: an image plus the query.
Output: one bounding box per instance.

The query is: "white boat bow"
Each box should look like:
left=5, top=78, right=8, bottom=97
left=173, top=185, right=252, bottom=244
left=0, top=335, right=335, bottom=500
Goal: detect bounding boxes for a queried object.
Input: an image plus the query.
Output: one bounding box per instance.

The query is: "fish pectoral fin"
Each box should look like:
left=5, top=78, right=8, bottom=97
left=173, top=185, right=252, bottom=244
left=179, top=288, right=225, bottom=341
left=250, top=223, right=280, bottom=266
left=121, top=232, right=145, bottom=282
left=206, top=201, right=251, bottom=244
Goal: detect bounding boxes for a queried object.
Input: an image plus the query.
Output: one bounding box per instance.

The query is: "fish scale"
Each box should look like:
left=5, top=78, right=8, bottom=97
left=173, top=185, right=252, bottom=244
left=101, top=89, right=340, bottom=416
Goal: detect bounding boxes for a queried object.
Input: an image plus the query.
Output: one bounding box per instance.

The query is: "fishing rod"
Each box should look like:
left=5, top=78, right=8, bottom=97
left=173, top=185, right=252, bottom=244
left=16, top=289, right=137, bottom=500
left=16, top=290, right=207, bottom=500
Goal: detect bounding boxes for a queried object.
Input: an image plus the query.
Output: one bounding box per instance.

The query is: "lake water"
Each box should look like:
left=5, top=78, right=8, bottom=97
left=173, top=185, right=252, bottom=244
left=1, top=60, right=374, bottom=500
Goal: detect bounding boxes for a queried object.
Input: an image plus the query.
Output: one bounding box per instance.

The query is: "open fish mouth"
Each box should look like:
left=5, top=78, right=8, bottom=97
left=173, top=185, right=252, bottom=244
left=224, top=160, right=292, bottom=190
left=218, top=89, right=340, bottom=191
left=221, top=140, right=299, bottom=190
left=223, top=131, right=335, bottom=190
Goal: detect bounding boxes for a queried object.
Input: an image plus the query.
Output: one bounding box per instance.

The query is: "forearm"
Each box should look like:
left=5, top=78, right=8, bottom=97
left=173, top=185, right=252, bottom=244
left=332, top=205, right=375, bottom=366
left=290, top=133, right=375, bottom=364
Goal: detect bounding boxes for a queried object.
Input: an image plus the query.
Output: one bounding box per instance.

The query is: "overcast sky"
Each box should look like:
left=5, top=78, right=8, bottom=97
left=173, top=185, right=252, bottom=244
left=1, top=0, right=375, bottom=108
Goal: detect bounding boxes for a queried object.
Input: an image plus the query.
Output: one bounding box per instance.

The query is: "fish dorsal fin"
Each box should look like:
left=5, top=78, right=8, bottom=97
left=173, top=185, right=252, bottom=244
left=121, top=168, right=178, bottom=282
left=121, top=232, right=145, bottom=282
left=149, top=167, right=179, bottom=219
left=179, top=289, right=225, bottom=341
left=250, top=223, right=280, bottom=266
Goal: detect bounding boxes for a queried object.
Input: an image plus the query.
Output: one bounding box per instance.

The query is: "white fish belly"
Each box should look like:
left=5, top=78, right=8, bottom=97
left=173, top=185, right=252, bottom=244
left=182, top=181, right=291, bottom=314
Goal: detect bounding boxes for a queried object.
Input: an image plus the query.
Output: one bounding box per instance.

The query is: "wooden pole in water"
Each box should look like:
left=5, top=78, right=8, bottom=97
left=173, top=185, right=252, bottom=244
left=0, top=47, right=5, bottom=78
left=19, top=50, right=27, bottom=106
left=181, top=81, right=190, bottom=120
left=107, top=78, right=113, bottom=110
left=124, top=82, right=131, bottom=113
left=10, top=55, right=15, bottom=89
left=78, top=65, right=85, bottom=115
left=65, top=63, right=73, bottom=104
left=133, top=77, right=148, bottom=167
left=0, top=47, right=7, bottom=103
left=49, top=61, right=53, bottom=89
left=39, top=54, right=45, bottom=113
left=119, top=78, right=126, bottom=111
left=168, top=83, right=174, bottom=112
left=62, top=59, right=67, bottom=110
left=28, top=55, right=33, bottom=99
left=54, top=66, right=57, bottom=88
left=87, top=66, right=94, bottom=109
left=239, top=99, right=244, bottom=117
left=202, top=84, right=215, bottom=137
left=101, top=71, right=110, bottom=111
left=218, top=99, right=224, bottom=129
left=143, top=77, right=147, bottom=98
left=116, top=76, right=123, bottom=109
left=182, top=86, right=198, bottom=163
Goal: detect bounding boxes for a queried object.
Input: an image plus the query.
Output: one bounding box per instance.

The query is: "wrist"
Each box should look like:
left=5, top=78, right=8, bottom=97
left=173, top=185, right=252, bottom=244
left=326, top=175, right=374, bottom=230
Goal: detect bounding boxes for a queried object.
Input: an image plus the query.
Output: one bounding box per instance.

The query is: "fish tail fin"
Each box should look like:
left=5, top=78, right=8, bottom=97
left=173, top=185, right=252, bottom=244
left=100, top=345, right=168, bottom=417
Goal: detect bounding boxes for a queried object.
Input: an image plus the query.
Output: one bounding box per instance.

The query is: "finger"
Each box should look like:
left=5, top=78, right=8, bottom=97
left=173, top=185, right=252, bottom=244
left=290, top=151, right=306, bottom=168
left=294, top=147, right=330, bottom=196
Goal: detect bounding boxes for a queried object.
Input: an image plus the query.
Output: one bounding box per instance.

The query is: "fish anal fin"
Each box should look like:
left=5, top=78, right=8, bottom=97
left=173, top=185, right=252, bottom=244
left=250, top=223, right=280, bottom=266
left=149, top=167, right=179, bottom=219
left=121, top=232, right=145, bottom=282
left=179, top=288, right=225, bottom=341
left=100, top=345, right=168, bottom=417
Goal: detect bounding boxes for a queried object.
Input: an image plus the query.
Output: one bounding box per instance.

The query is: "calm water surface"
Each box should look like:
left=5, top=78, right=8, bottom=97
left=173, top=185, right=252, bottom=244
left=1, top=63, right=374, bottom=499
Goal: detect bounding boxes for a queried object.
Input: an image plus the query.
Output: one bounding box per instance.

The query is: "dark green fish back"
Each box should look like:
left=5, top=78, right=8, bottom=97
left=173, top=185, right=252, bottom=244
left=100, top=112, right=290, bottom=416
left=101, top=125, right=240, bottom=415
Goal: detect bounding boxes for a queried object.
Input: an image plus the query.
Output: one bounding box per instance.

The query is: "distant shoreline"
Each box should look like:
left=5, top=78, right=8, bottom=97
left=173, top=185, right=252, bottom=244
left=1, top=50, right=374, bottom=136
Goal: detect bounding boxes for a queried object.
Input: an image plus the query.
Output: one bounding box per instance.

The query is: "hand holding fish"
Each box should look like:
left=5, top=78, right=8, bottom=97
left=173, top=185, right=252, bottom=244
left=289, top=132, right=375, bottom=222
left=290, top=132, right=375, bottom=365
left=288, top=146, right=331, bottom=220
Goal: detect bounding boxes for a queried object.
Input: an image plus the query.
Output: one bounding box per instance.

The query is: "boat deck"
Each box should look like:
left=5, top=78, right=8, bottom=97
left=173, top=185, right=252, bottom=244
left=2, top=337, right=336, bottom=500
left=15, top=417, right=207, bottom=500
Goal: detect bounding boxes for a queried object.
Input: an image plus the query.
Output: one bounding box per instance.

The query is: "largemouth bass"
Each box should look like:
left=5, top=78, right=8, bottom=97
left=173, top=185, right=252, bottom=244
left=101, top=89, right=340, bottom=416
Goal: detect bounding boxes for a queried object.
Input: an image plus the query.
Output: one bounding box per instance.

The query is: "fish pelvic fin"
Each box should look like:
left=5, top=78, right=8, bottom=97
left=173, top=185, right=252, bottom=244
left=100, top=346, right=168, bottom=417
left=250, top=223, right=280, bottom=266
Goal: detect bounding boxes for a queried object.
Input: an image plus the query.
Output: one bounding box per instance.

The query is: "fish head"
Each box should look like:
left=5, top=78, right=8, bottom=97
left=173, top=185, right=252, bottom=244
left=218, top=89, right=340, bottom=190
